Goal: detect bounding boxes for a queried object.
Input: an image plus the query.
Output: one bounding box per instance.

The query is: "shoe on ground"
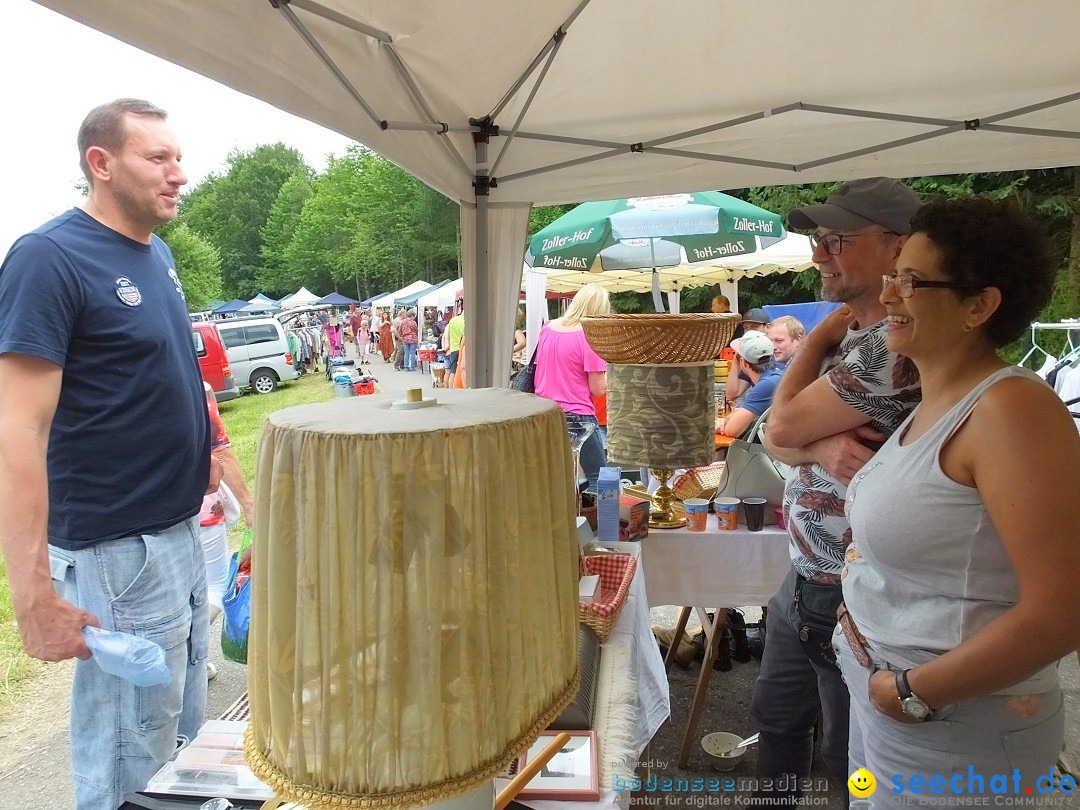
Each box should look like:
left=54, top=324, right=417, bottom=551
left=653, top=626, right=697, bottom=669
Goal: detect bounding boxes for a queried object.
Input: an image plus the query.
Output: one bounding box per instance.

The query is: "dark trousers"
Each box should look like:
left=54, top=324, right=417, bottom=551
left=749, top=567, right=849, bottom=807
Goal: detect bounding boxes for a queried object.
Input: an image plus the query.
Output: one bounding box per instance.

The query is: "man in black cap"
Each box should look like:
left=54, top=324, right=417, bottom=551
left=741, top=306, right=770, bottom=333
left=748, top=177, right=923, bottom=806
left=725, top=307, right=771, bottom=404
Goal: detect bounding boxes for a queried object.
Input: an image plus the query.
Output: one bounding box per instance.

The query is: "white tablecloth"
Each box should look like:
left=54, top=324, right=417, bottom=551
left=514, top=542, right=669, bottom=810
left=641, top=524, right=791, bottom=608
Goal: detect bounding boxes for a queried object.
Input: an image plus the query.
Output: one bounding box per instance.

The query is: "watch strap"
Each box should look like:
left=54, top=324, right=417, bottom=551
left=895, top=668, right=913, bottom=700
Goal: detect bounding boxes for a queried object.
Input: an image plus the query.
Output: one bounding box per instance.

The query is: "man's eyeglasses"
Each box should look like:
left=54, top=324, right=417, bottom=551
left=881, top=274, right=966, bottom=298
left=809, top=231, right=898, bottom=256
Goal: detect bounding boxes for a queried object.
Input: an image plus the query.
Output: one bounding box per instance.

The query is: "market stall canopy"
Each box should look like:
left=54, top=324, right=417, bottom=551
left=32, top=1, right=1080, bottom=205
left=367, top=280, right=434, bottom=310
left=34, top=0, right=1080, bottom=385
left=238, top=300, right=280, bottom=314
left=212, top=299, right=251, bottom=315
left=248, top=293, right=280, bottom=307
left=397, top=279, right=449, bottom=307
left=316, top=292, right=359, bottom=306
left=526, top=233, right=814, bottom=293
left=280, top=287, right=322, bottom=309
left=416, top=278, right=464, bottom=310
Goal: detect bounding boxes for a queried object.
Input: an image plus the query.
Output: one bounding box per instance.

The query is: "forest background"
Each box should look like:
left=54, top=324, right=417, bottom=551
left=160, top=142, right=1080, bottom=360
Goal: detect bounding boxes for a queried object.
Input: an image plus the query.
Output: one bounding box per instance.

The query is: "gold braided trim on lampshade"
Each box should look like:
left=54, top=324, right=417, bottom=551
left=244, top=670, right=580, bottom=809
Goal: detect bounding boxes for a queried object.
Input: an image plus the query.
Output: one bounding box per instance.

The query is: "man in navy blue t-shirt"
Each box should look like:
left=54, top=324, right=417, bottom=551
left=0, top=99, right=212, bottom=810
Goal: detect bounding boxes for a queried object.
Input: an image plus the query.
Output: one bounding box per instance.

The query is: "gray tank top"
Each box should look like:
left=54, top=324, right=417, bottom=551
left=842, top=365, right=1057, bottom=695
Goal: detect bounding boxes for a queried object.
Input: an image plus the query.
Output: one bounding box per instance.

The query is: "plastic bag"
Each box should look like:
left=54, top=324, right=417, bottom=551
left=221, top=531, right=252, bottom=664
left=82, top=626, right=172, bottom=687
left=219, top=480, right=242, bottom=527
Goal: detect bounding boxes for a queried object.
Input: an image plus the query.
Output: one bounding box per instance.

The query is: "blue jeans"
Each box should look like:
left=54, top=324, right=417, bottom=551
left=50, top=517, right=209, bottom=810
left=404, top=342, right=417, bottom=370
left=565, top=412, right=605, bottom=492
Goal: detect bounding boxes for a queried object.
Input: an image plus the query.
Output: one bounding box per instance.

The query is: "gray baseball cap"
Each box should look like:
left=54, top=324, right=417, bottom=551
left=788, top=177, right=921, bottom=235
left=741, top=307, right=769, bottom=325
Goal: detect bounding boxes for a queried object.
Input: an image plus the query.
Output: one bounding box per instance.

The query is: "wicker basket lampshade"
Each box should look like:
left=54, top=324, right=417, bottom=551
left=245, top=389, right=580, bottom=809
left=580, top=313, right=741, bottom=364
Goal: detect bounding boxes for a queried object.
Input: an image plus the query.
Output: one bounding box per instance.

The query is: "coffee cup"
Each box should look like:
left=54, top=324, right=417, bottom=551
left=683, top=498, right=710, bottom=532
left=714, top=497, right=740, bottom=530
left=742, top=498, right=767, bottom=532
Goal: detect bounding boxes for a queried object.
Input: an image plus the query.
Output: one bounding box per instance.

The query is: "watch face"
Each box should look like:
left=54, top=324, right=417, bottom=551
left=901, top=696, right=930, bottom=720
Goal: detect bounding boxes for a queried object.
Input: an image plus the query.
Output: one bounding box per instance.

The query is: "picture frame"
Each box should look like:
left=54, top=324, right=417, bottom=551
left=517, top=730, right=599, bottom=801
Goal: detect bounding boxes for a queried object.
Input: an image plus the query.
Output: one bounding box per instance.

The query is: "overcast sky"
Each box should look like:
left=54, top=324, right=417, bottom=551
left=1, top=0, right=356, bottom=258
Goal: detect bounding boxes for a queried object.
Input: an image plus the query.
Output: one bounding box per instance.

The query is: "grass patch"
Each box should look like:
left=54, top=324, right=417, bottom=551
left=0, top=372, right=335, bottom=708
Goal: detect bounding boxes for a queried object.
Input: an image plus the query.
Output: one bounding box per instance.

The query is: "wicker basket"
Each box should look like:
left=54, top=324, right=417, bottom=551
left=671, top=462, right=726, bottom=501
left=579, top=553, right=636, bottom=642
left=581, top=313, right=742, bottom=364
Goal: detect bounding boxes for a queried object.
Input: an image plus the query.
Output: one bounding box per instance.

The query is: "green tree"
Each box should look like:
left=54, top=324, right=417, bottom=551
left=258, top=172, right=314, bottom=297
left=160, top=222, right=223, bottom=311
left=181, top=144, right=312, bottom=297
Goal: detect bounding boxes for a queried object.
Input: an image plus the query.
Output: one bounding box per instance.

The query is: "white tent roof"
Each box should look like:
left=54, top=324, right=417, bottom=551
left=367, top=280, right=432, bottom=310
left=279, top=286, right=321, bottom=309
left=528, top=233, right=814, bottom=293
left=31, top=1, right=1080, bottom=206
left=417, top=277, right=463, bottom=309
left=33, top=1, right=1080, bottom=385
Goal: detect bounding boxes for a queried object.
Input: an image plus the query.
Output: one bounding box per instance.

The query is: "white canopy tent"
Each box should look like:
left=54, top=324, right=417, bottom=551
left=31, top=0, right=1080, bottom=385
left=367, top=280, right=433, bottom=311
left=416, top=277, right=464, bottom=311
left=279, top=286, right=322, bottom=309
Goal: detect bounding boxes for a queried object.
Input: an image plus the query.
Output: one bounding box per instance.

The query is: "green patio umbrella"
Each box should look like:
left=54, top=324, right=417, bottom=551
left=526, top=192, right=786, bottom=272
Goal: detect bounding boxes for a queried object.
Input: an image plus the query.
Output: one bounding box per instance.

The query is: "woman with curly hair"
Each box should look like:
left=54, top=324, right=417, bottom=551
left=837, top=198, right=1080, bottom=797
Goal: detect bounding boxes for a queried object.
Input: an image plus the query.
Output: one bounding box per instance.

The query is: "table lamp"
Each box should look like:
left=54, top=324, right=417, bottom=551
left=244, top=388, right=580, bottom=810
left=606, top=363, right=716, bottom=528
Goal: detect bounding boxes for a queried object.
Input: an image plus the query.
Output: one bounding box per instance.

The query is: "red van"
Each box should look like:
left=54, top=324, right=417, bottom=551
left=192, top=322, right=241, bottom=402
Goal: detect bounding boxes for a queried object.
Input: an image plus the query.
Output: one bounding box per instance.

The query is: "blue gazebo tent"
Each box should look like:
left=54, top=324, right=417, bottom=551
left=317, top=292, right=359, bottom=307
left=211, top=299, right=249, bottom=315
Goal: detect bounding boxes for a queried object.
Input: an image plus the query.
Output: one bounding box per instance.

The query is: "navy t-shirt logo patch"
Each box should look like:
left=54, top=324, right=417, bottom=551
left=115, top=276, right=142, bottom=307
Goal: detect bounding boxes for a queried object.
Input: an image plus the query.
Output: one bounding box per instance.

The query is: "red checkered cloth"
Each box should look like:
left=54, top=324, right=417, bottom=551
left=580, top=553, right=636, bottom=619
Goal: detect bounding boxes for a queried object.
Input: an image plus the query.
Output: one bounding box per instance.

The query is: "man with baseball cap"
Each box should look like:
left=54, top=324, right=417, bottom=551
left=740, top=306, right=770, bottom=333
left=747, top=178, right=923, bottom=805
left=716, top=331, right=782, bottom=439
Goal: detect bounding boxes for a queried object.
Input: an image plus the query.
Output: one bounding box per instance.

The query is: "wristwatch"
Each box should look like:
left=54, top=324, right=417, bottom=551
left=895, top=669, right=932, bottom=721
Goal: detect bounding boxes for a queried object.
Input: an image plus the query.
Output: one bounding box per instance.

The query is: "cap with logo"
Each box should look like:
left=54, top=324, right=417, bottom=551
left=732, top=331, right=775, bottom=365
left=788, top=177, right=921, bottom=235
left=741, top=307, right=769, bottom=326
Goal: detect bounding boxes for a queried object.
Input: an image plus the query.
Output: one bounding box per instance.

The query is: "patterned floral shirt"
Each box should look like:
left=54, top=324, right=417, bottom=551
left=783, top=319, right=920, bottom=584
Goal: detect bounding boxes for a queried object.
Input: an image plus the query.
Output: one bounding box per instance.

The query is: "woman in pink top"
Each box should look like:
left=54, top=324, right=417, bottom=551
left=534, top=282, right=610, bottom=490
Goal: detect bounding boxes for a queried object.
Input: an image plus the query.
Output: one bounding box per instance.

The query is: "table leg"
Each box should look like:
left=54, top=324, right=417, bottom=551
left=677, top=608, right=730, bottom=768
left=663, top=606, right=693, bottom=674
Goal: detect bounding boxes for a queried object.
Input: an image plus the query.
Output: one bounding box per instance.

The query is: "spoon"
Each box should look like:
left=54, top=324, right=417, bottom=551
left=732, top=732, right=759, bottom=751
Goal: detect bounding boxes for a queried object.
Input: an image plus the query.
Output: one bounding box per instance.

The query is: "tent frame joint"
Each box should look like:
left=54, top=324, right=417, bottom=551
left=630, top=142, right=644, bottom=153
left=965, top=118, right=981, bottom=131
left=470, top=116, right=500, bottom=143
left=267, top=0, right=288, bottom=7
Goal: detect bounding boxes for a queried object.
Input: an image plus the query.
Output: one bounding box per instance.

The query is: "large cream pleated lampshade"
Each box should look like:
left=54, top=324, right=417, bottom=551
left=244, top=388, right=580, bottom=808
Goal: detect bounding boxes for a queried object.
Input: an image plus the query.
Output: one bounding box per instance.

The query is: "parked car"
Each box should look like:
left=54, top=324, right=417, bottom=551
left=215, top=316, right=298, bottom=394
left=192, top=321, right=241, bottom=403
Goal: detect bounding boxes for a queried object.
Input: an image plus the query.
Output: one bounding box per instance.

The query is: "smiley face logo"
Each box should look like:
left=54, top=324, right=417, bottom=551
left=848, top=768, right=876, bottom=798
